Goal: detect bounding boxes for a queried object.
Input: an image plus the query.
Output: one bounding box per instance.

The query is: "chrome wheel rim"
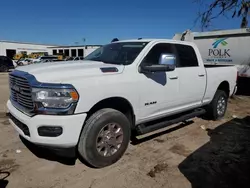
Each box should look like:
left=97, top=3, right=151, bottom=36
left=96, top=123, right=124, bottom=157
left=217, top=96, right=226, bottom=116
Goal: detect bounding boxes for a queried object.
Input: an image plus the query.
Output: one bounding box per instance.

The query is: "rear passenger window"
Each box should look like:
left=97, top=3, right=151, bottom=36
left=175, top=44, right=198, bottom=67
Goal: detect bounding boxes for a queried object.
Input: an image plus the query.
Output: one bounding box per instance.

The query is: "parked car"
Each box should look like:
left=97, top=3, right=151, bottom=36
left=73, top=56, right=84, bottom=61
left=0, top=56, right=15, bottom=72
left=32, top=56, right=58, bottom=63
left=65, top=56, right=84, bottom=61
left=16, top=58, right=33, bottom=66
left=7, top=39, right=237, bottom=168
left=65, top=57, right=74, bottom=61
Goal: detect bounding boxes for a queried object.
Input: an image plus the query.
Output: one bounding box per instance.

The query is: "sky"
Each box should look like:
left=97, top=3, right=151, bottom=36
left=0, top=0, right=244, bottom=45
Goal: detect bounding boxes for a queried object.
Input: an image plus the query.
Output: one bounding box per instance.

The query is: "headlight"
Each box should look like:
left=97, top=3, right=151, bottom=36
left=32, top=88, right=79, bottom=109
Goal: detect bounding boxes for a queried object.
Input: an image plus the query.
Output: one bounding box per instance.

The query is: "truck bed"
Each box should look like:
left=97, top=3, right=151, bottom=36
left=203, top=65, right=237, bottom=105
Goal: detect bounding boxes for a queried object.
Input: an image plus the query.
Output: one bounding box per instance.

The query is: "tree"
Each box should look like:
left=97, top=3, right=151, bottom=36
left=195, top=0, right=250, bottom=30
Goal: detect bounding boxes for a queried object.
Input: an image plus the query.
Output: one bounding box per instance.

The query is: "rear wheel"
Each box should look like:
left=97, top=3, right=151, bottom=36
left=78, top=108, right=131, bottom=168
left=205, top=90, right=228, bottom=120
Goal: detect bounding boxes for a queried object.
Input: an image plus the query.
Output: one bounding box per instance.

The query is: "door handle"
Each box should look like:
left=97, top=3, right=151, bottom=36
left=198, top=74, right=205, bottom=77
left=169, top=76, right=178, bottom=80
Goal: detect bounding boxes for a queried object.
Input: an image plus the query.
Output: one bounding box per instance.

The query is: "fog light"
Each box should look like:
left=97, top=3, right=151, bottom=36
left=38, top=126, right=63, bottom=137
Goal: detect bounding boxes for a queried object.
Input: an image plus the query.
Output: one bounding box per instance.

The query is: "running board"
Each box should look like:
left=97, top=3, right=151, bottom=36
left=136, top=108, right=206, bottom=135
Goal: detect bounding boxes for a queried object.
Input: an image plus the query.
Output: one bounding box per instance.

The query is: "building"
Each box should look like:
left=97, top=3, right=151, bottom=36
left=0, top=40, right=102, bottom=59
left=49, top=45, right=102, bottom=57
left=0, top=40, right=57, bottom=59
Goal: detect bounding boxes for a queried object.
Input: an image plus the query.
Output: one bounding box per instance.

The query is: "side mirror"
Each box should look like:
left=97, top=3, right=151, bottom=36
left=139, top=53, right=176, bottom=73
left=159, top=53, right=176, bottom=69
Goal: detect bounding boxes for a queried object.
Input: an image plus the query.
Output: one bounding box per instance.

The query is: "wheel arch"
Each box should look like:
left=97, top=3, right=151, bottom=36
left=217, top=81, right=230, bottom=96
left=86, top=97, right=136, bottom=128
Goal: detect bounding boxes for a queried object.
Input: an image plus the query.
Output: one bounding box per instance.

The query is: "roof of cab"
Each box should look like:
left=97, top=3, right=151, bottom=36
left=114, top=38, right=195, bottom=46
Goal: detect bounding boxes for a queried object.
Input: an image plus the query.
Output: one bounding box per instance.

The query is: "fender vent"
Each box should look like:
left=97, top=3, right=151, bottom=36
left=100, top=67, right=118, bottom=73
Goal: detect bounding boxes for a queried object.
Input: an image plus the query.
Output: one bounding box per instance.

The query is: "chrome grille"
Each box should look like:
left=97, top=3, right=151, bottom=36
left=9, top=74, right=34, bottom=110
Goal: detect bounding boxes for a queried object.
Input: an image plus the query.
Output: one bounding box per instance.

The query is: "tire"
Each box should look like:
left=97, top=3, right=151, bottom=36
left=78, top=108, right=131, bottom=168
left=0, top=65, right=8, bottom=72
left=205, top=90, right=228, bottom=120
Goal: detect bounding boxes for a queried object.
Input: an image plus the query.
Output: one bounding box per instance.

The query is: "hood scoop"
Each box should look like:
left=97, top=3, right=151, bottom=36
left=100, top=67, right=119, bottom=73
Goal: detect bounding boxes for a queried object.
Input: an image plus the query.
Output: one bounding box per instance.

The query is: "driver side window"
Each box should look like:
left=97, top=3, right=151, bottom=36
left=142, top=43, right=174, bottom=65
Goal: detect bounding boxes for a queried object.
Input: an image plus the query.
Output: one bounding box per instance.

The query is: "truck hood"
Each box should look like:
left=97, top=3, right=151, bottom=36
left=16, top=60, right=125, bottom=83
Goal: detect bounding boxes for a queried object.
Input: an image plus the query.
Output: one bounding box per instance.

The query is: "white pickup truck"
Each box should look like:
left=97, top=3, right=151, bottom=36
left=7, top=39, right=237, bottom=168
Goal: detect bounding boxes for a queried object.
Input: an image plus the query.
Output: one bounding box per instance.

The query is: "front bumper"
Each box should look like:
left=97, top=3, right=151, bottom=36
left=7, top=100, right=87, bottom=148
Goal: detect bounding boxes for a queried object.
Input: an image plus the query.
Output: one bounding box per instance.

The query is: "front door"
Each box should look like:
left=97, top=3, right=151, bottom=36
left=136, top=43, right=179, bottom=123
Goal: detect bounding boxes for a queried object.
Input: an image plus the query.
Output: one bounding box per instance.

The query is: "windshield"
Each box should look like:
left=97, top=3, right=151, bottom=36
left=84, top=42, right=148, bottom=65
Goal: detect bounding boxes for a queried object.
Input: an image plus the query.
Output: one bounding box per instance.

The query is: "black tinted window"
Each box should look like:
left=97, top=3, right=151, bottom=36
left=52, top=50, right=57, bottom=55
left=175, top=44, right=198, bottom=67
left=142, top=43, right=174, bottom=65
left=84, top=42, right=148, bottom=65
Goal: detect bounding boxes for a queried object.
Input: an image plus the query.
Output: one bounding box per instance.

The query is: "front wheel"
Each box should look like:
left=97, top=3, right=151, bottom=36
left=205, top=90, right=228, bottom=120
left=78, top=108, right=131, bottom=168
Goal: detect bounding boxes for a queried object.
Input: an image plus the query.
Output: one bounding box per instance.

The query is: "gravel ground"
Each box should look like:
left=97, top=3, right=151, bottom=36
left=0, top=73, right=250, bottom=188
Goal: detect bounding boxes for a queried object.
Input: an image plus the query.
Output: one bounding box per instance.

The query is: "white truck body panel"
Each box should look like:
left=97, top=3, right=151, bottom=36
left=173, top=28, right=250, bottom=78
left=204, top=66, right=237, bottom=103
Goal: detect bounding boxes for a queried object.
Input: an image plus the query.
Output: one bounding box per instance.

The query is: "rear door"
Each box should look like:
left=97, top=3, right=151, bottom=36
left=174, top=44, right=206, bottom=108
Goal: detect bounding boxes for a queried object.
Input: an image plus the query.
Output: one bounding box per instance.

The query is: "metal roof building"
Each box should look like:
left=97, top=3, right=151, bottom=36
left=0, top=40, right=58, bottom=59
left=48, top=45, right=102, bottom=57
left=0, top=40, right=101, bottom=59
